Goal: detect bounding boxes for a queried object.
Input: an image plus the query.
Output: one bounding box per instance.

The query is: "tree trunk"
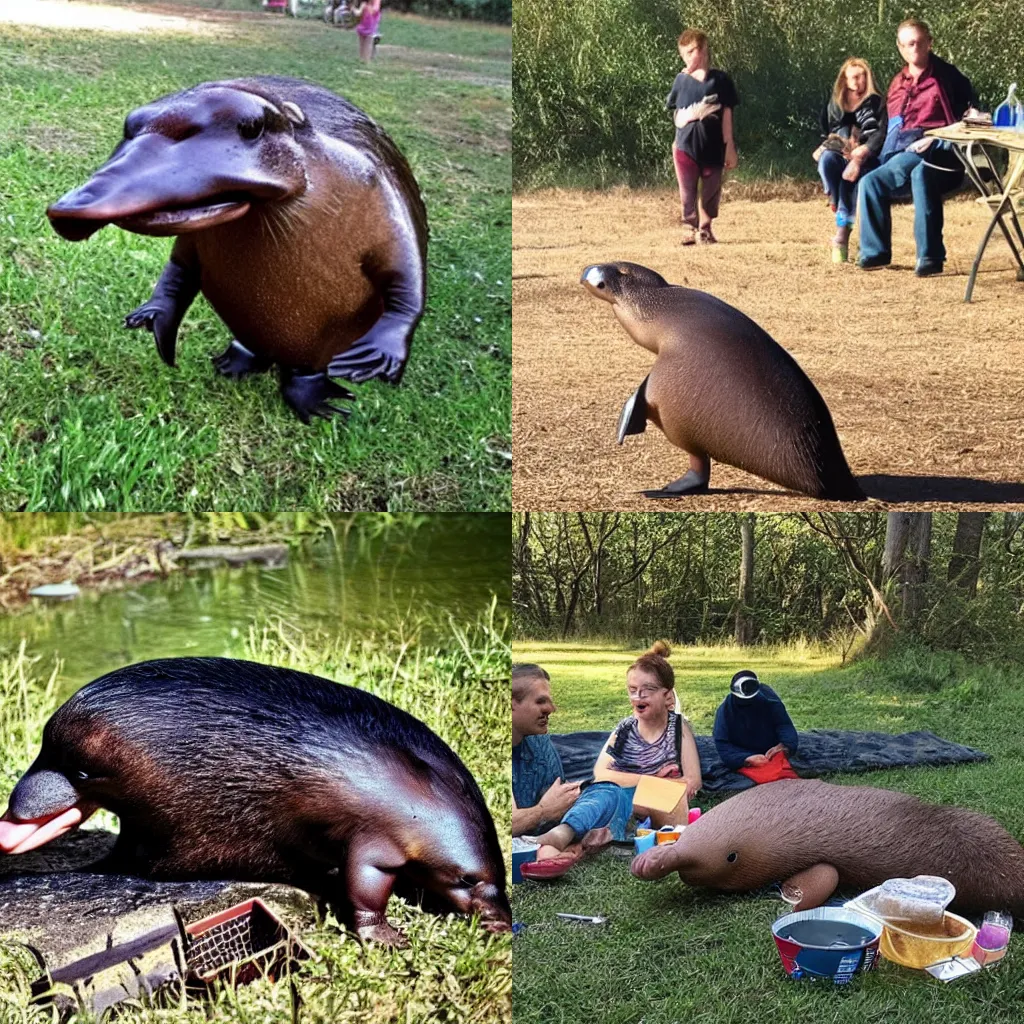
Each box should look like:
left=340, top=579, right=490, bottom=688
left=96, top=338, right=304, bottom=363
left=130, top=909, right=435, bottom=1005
left=734, top=514, right=755, bottom=645
left=903, top=514, right=932, bottom=626
left=882, top=512, right=912, bottom=585
left=947, top=512, right=988, bottom=598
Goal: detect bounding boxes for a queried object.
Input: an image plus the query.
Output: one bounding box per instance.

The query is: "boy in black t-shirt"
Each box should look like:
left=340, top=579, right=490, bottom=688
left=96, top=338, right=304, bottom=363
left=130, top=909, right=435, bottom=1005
left=666, top=29, right=739, bottom=244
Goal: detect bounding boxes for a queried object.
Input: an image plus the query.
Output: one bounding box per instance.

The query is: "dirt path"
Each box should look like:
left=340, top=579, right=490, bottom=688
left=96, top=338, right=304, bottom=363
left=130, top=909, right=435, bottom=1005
left=0, top=0, right=229, bottom=34
left=513, top=189, right=1024, bottom=510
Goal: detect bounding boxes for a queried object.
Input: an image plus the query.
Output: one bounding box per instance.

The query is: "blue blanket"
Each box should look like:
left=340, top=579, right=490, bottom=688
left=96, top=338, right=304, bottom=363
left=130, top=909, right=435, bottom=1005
left=550, top=729, right=989, bottom=792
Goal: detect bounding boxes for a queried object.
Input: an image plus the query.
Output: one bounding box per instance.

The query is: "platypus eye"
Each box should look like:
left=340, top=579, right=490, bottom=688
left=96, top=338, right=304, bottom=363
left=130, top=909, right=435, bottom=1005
left=238, top=117, right=265, bottom=141
left=726, top=851, right=738, bottom=863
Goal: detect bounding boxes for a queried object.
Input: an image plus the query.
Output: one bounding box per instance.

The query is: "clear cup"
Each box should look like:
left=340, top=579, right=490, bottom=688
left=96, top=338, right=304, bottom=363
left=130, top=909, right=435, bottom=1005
left=971, top=911, right=1012, bottom=966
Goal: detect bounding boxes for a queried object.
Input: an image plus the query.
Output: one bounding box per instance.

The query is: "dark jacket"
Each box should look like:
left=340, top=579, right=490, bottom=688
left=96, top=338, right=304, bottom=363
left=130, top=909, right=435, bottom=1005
left=712, top=685, right=799, bottom=770
left=926, top=52, right=978, bottom=121
left=820, top=92, right=888, bottom=157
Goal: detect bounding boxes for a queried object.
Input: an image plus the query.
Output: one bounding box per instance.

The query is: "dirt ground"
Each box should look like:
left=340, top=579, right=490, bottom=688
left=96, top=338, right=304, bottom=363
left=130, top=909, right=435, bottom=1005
left=513, top=188, right=1024, bottom=510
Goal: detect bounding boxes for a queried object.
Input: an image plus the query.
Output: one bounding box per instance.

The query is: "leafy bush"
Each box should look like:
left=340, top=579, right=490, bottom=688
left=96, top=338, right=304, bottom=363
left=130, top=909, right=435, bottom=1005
left=514, top=0, right=1024, bottom=188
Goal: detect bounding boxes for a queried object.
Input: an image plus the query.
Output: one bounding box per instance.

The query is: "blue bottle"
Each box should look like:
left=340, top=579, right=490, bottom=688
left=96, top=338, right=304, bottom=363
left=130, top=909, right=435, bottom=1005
left=994, top=83, right=1019, bottom=127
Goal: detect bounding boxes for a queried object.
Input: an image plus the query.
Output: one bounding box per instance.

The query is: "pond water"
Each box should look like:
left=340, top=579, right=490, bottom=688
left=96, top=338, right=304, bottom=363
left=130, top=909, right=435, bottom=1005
left=0, top=514, right=509, bottom=697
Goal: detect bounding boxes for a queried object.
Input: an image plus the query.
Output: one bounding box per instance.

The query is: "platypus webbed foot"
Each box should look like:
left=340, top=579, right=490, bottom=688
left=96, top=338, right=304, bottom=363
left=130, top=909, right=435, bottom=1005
left=353, top=910, right=410, bottom=948
left=642, top=466, right=711, bottom=499
left=281, top=370, right=355, bottom=425
left=212, top=340, right=273, bottom=379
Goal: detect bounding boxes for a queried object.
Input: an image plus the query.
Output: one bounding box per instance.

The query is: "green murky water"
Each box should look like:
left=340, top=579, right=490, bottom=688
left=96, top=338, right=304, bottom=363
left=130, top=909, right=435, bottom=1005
left=0, top=514, right=509, bottom=697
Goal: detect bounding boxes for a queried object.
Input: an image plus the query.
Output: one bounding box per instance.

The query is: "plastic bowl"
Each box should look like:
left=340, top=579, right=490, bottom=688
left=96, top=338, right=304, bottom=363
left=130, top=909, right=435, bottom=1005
left=878, top=911, right=976, bottom=969
left=772, top=908, right=883, bottom=983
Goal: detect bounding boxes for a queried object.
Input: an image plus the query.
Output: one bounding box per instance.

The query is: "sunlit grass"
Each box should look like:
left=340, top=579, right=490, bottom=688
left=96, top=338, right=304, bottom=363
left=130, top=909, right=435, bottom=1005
left=0, top=10, right=510, bottom=510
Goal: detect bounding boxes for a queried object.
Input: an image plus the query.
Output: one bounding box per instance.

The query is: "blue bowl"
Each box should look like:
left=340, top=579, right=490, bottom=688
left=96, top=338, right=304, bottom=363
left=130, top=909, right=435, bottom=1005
left=772, top=908, right=883, bottom=984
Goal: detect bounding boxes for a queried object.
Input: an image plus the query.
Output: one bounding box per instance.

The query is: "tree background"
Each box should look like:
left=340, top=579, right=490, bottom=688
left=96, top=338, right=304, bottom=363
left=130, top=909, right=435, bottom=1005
left=513, top=512, right=1024, bottom=661
left=513, top=0, right=1023, bottom=187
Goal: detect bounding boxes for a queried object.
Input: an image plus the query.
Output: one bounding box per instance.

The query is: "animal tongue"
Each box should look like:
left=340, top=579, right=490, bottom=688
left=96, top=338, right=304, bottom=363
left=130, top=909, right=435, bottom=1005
left=0, top=806, right=86, bottom=854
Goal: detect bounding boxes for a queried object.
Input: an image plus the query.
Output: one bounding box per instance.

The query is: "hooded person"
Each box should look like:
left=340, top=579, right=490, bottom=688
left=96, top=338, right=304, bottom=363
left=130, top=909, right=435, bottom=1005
left=712, top=671, right=800, bottom=784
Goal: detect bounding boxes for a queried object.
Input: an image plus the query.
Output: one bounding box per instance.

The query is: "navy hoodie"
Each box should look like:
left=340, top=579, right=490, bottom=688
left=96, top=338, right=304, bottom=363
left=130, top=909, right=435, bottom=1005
left=712, top=685, right=799, bottom=770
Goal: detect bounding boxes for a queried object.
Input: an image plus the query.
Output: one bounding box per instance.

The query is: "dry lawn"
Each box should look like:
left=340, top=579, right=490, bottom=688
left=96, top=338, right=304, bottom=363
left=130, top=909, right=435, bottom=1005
left=513, top=188, right=1024, bottom=510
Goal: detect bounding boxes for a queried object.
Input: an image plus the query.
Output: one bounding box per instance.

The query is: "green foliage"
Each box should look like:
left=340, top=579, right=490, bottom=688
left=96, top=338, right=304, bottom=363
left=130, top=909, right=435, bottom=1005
left=514, top=0, right=1024, bottom=188
left=514, top=513, right=1024, bottom=664
left=402, top=0, right=511, bottom=24
left=0, top=14, right=511, bottom=510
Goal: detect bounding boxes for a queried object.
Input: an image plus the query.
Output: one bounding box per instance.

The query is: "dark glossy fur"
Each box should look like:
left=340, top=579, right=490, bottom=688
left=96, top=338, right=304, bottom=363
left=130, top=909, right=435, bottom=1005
left=22, top=658, right=507, bottom=932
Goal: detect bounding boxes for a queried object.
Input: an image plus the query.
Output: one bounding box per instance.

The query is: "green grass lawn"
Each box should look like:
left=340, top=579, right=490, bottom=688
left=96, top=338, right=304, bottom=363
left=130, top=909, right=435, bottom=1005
left=0, top=611, right=512, bottom=1023
left=512, top=640, right=1024, bottom=1024
left=0, top=8, right=510, bottom=511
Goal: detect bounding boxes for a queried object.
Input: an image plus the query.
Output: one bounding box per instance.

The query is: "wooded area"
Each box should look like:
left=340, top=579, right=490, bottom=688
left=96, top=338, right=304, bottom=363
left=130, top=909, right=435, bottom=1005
left=513, top=513, right=1024, bottom=658
left=514, top=0, right=1024, bottom=186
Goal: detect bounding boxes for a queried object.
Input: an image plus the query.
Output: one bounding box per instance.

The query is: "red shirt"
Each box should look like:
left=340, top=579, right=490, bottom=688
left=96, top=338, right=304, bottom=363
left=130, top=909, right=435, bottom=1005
left=887, top=61, right=954, bottom=130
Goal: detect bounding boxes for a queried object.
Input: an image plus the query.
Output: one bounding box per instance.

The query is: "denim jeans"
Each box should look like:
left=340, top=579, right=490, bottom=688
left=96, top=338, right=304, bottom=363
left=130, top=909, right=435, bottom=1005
left=857, top=143, right=965, bottom=264
left=817, top=150, right=878, bottom=226
left=561, top=782, right=635, bottom=842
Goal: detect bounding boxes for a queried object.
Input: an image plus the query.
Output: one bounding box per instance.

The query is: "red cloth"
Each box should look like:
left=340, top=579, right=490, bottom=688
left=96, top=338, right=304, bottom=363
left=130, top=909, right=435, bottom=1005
left=887, top=61, right=954, bottom=131
left=737, top=751, right=799, bottom=784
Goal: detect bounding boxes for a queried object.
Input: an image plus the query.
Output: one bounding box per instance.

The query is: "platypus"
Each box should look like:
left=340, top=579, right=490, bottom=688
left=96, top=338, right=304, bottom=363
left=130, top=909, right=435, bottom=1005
left=0, top=658, right=509, bottom=946
left=48, top=77, right=428, bottom=423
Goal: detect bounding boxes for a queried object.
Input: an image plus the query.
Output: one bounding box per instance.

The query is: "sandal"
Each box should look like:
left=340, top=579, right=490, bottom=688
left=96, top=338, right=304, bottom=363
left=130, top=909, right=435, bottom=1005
left=680, top=226, right=697, bottom=246
left=519, top=853, right=579, bottom=880
left=698, top=226, right=717, bottom=244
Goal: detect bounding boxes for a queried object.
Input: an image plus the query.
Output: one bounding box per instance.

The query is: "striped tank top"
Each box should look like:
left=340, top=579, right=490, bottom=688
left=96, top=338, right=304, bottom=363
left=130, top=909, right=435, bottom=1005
left=609, top=712, right=683, bottom=774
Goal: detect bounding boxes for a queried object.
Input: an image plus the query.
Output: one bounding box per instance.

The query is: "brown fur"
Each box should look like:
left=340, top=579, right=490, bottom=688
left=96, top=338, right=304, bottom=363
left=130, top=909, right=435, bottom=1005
left=590, top=262, right=864, bottom=500
left=632, top=779, right=1024, bottom=916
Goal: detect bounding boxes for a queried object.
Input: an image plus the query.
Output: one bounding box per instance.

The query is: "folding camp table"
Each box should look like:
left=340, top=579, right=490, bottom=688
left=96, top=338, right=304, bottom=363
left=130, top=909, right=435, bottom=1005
left=926, top=123, right=1024, bottom=302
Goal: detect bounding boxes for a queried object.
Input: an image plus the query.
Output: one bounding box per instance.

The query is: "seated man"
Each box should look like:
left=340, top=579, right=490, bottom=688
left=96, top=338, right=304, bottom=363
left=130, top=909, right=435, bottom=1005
left=857, top=18, right=977, bottom=276
left=512, top=663, right=623, bottom=862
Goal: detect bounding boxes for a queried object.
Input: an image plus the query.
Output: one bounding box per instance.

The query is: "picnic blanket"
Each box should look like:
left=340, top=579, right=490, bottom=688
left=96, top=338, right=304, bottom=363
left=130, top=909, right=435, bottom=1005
left=550, top=730, right=989, bottom=793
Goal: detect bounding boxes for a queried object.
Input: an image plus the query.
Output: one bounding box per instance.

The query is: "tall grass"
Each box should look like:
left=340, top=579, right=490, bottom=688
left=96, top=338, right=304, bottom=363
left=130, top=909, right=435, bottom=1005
left=513, top=0, right=1024, bottom=189
left=0, top=610, right=511, bottom=1024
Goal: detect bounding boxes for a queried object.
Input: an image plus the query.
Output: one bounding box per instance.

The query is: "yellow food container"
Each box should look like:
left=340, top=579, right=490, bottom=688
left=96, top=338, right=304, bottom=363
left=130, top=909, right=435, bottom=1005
left=878, top=911, right=977, bottom=969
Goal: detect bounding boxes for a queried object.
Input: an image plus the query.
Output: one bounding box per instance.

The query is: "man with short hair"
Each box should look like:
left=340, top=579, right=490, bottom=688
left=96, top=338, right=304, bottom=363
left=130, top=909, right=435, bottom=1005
left=512, top=664, right=622, bottom=862
left=857, top=19, right=977, bottom=276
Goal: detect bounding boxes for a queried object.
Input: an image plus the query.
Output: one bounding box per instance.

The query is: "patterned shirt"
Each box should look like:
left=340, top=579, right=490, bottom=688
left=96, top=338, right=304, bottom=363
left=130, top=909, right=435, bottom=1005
left=608, top=712, right=684, bottom=774
left=512, top=734, right=564, bottom=810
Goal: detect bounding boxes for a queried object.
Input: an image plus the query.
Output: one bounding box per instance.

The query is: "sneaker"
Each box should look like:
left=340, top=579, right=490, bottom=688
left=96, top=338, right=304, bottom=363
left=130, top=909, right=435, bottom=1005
left=915, top=259, right=943, bottom=277
left=831, top=244, right=848, bottom=264
left=698, top=226, right=717, bottom=244
left=858, top=255, right=890, bottom=270
left=680, top=226, right=697, bottom=246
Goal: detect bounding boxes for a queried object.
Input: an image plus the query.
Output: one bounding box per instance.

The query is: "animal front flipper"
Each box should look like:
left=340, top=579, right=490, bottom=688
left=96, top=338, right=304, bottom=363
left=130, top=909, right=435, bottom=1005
left=123, top=249, right=200, bottom=369
left=617, top=376, right=650, bottom=444
left=781, top=863, right=840, bottom=912
left=341, top=836, right=410, bottom=947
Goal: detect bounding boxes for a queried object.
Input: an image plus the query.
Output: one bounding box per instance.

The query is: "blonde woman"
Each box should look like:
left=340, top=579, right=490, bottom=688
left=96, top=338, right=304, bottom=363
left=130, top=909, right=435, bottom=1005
left=812, top=58, right=887, bottom=262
